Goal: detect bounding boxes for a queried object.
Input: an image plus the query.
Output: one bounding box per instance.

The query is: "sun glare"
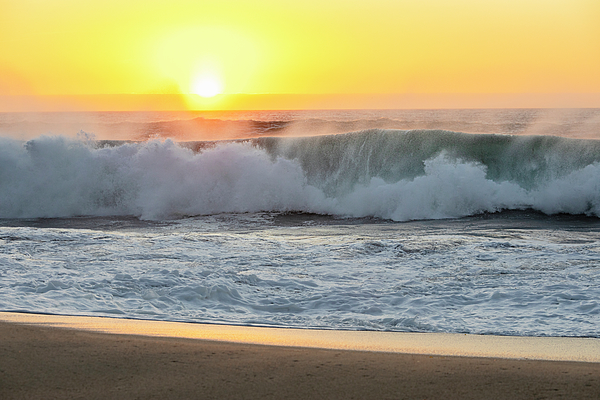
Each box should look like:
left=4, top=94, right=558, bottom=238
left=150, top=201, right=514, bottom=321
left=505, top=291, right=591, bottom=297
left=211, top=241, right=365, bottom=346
left=192, top=75, right=222, bottom=98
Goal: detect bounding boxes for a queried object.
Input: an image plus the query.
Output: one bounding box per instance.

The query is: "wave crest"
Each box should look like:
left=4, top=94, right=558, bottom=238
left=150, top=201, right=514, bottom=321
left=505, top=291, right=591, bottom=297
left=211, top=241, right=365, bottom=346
left=2, top=130, right=600, bottom=220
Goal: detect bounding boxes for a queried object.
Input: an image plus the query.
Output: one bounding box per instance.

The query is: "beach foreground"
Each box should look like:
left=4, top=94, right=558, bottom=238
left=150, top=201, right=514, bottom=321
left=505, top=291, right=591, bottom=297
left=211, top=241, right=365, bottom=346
left=1, top=314, right=600, bottom=399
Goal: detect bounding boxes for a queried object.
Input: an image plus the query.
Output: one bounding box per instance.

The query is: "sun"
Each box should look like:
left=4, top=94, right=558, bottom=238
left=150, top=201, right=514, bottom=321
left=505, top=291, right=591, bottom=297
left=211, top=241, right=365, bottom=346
left=192, top=75, right=223, bottom=98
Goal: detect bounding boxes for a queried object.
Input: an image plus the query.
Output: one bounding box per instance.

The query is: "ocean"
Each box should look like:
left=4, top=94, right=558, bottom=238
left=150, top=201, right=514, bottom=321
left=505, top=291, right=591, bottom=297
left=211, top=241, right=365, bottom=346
left=1, top=108, right=600, bottom=337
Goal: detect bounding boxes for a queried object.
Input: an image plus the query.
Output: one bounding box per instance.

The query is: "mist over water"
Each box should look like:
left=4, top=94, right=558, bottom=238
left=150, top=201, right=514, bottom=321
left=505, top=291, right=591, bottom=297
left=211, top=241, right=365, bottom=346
left=2, top=108, right=600, bottom=141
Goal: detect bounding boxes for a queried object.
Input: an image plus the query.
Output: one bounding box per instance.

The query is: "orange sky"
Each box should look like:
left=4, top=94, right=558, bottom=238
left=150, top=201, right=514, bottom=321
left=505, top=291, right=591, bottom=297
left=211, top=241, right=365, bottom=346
left=1, top=0, right=599, bottom=110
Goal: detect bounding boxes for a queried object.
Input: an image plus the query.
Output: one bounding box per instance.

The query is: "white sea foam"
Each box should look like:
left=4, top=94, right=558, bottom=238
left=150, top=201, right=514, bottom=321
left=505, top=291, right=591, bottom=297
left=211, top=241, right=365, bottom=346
left=1, top=130, right=600, bottom=221
left=1, top=215, right=599, bottom=336
left=334, top=153, right=529, bottom=220
left=0, top=137, right=328, bottom=219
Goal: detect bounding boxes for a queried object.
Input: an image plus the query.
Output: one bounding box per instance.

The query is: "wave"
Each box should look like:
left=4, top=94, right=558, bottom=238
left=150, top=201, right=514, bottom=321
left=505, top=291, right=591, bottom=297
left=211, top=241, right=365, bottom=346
left=2, top=129, right=600, bottom=220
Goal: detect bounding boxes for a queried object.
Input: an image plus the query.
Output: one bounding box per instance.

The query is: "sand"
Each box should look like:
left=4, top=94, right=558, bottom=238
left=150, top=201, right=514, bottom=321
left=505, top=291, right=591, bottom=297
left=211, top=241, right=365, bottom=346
left=1, top=313, right=599, bottom=399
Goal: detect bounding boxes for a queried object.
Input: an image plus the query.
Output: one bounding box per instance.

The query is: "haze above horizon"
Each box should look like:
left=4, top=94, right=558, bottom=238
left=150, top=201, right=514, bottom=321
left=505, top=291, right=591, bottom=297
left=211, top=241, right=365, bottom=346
left=1, top=0, right=599, bottom=111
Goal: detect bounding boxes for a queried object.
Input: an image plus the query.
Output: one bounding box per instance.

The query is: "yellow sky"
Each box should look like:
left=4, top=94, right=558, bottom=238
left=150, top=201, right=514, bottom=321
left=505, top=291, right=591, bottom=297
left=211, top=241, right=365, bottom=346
left=0, top=0, right=599, bottom=110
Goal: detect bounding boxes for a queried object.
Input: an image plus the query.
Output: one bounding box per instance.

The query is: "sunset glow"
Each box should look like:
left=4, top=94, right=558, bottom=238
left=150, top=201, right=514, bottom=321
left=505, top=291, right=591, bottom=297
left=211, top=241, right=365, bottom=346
left=0, top=0, right=599, bottom=111
left=192, top=75, right=222, bottom=98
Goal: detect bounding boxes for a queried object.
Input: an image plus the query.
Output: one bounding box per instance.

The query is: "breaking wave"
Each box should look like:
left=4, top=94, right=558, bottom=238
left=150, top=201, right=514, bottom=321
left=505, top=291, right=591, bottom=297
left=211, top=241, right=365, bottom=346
left=2, top=129, right=600, bottom=220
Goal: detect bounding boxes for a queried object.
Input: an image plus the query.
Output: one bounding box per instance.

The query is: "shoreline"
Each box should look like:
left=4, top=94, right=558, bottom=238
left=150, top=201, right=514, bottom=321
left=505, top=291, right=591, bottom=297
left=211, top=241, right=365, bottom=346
left=1, top=313, right=600, bottom=399
left=1, top=311, right=599, bottom=362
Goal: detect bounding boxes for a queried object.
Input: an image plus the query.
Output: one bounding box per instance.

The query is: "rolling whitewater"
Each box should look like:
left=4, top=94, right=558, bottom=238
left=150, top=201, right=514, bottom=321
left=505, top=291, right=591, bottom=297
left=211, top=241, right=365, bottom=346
left=1, top=109, right=599, bottom=337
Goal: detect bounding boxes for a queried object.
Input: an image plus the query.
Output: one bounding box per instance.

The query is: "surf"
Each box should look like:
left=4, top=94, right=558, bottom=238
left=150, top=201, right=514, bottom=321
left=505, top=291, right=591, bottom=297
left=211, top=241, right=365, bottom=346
left=2, top=129, right=600, bottom=220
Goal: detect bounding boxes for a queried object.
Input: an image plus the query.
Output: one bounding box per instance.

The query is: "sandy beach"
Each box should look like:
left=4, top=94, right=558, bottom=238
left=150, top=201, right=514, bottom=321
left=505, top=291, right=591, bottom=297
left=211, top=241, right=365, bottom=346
left=1, top=313, right=599, bottom=399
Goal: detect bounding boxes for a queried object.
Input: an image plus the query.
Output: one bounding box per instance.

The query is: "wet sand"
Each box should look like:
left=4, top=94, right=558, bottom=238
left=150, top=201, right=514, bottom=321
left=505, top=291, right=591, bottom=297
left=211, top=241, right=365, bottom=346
left=1, top=313, right=599, bottom=399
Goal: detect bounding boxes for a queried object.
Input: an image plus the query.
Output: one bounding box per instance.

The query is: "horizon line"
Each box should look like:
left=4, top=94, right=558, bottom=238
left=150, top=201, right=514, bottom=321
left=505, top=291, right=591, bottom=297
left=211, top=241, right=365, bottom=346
left=2, top=93, right=600, bottom=112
